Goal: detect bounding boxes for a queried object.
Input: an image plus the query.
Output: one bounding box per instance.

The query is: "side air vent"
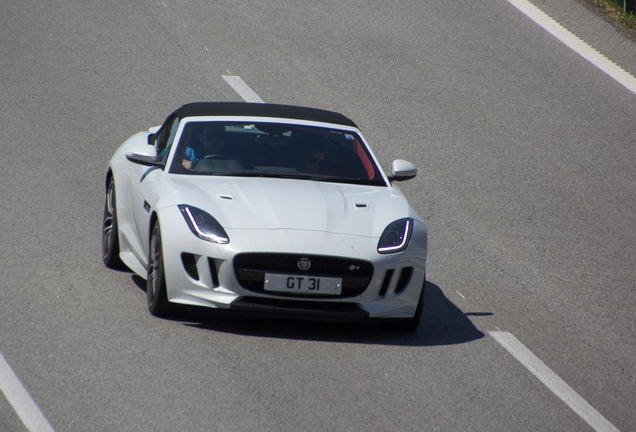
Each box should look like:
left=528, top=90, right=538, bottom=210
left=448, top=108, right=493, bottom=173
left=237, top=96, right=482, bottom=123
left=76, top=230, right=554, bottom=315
left=181, top=253, right=199, bottom=281
left=395, top=267, right=413, bottom=294
left=208, top=258, right=220, bottom=288
left=379, top=269, right=394, bottom=297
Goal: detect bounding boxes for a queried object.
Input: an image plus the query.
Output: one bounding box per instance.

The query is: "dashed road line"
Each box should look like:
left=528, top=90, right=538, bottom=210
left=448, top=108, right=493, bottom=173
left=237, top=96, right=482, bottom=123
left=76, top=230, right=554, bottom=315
left=0, top=351, right=55, bottom=432
left=224, top=69, right=621, bottom=431
left=222, top=75, right=265, bottom=103
left=489, top=331, right=620, bottom=432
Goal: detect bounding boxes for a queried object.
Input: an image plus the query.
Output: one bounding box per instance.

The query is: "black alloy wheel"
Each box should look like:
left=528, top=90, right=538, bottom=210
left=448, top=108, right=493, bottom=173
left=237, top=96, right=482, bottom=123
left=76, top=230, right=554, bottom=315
left=147, top=222, right=173, bottom=317
left=102, top=177, right=123, bottom=268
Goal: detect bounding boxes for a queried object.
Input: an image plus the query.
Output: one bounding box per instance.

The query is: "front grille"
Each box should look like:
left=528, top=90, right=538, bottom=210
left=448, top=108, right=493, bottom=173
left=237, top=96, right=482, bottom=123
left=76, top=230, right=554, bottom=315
left=233, top=253, right=374, bottom=298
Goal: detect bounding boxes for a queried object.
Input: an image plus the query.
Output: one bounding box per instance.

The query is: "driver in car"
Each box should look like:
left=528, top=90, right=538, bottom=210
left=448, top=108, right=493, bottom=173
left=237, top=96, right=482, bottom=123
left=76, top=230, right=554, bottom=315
left=182, top=123, right=227, bottom=170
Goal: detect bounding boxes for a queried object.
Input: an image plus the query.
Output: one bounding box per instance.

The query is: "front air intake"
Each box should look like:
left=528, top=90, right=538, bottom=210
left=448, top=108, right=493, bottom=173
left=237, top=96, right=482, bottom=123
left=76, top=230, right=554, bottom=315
left=379, top=269, right=394, bottom=297
left=395, top=267, right=413, bottom=294
left=181, top=253, right=199, bottom=281
left=208, top=258, right=220, bottom=287
left=233, top=253, right=374, bottom=298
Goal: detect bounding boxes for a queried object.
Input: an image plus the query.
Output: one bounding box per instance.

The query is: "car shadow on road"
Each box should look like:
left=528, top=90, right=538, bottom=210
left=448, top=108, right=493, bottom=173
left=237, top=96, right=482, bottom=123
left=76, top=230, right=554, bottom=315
left=166, top=280, right=486, bottom=347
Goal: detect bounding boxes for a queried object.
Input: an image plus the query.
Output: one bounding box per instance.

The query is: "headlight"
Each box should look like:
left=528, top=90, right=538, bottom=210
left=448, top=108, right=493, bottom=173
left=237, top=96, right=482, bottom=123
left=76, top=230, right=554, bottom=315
left=377, top=218, right=412, bottom=254
left=178, top=205, right=229, bottom=244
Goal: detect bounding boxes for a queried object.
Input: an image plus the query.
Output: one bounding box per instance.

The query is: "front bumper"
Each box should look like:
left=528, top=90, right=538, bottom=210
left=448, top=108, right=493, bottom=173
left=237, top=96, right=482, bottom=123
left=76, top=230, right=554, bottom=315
left=158, top=206, right=427, bottom=319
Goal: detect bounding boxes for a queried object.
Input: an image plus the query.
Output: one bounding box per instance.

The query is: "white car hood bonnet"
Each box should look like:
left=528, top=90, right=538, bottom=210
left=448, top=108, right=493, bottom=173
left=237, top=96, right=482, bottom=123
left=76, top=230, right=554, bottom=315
left=168, top=176, right=410, bottom=237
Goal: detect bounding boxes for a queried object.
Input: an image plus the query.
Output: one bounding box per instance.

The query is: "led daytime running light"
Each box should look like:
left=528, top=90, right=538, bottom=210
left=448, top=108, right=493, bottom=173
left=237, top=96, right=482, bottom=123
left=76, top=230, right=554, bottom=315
left=180, top=205, right=229, bottom=244
left=378, top=219, right=411, bottom=253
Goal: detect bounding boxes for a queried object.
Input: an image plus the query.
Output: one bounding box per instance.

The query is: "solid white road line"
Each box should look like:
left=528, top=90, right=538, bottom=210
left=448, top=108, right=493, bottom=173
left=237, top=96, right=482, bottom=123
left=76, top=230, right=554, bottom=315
left=507, top=0, right=636, bottom=96
left=0, top=351, right=55, bottom=432
left=489, top=331, right=620, bottom=432
left=222, top=75, right=265, bottom=103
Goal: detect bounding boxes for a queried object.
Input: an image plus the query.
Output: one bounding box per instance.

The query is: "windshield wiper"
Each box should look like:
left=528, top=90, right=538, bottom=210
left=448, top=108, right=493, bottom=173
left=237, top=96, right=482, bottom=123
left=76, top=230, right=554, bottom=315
left=211, top=171, right=330, bottom=180
left=321, top=177, right=386, bottom=186
left=209, top=171, right=386, bottom=186
left=210, top=171, right=283, bottom=177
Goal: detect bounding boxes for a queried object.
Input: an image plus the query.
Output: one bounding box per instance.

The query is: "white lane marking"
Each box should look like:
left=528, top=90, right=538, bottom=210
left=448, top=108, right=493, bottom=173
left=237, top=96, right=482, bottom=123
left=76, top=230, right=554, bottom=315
left=489, top=331, right=620, bottom=432
left=222, top=75, right=265, bottom=103
left=507, top=0, right=636, bottom=96
left=456, top=290, right=465, bottom=299
left=0, top=351, right=55, bottom=432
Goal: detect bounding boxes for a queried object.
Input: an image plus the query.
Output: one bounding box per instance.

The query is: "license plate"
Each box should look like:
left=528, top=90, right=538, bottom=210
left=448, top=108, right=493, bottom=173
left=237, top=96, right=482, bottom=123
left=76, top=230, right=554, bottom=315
left=264, top=273, right=342, bottom=295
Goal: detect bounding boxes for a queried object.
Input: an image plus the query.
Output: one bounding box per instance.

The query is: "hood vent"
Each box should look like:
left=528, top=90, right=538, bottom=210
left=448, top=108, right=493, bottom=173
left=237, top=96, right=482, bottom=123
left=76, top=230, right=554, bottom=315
left=352, top=198, right=371, bottom=210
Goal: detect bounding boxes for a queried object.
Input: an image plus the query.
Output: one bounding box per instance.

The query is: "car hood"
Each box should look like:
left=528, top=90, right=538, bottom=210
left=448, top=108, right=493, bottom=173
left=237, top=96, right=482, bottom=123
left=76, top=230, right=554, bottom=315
left=165, top=176, right=413, bottom=237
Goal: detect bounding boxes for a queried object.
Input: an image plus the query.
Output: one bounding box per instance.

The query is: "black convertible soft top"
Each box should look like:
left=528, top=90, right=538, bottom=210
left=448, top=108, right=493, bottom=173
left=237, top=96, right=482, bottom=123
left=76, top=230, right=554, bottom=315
left=170, top=102, right=358, bottom=128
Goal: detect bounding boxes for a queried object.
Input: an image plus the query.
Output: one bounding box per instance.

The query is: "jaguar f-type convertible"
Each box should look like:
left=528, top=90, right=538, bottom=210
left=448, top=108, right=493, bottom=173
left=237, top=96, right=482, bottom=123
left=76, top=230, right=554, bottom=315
left=102, top=102, right=427, bottom=330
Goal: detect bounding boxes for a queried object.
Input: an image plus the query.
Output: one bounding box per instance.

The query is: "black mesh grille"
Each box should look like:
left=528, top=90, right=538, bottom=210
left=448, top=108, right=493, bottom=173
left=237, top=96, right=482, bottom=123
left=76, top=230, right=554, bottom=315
left=181, top=253, right=199, bottom=281
left=233, top=253, right=374, bottom=298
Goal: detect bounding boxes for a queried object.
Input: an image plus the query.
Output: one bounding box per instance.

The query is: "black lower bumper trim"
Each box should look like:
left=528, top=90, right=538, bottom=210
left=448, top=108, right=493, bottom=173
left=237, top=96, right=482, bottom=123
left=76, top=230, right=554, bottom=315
left=229, top=296, right=370, bottom=321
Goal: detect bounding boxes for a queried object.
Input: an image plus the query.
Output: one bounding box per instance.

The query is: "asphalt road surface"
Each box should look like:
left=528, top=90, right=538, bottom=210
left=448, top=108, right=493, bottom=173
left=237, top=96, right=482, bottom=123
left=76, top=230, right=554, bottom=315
left=1, top=0, right=635, bottom=431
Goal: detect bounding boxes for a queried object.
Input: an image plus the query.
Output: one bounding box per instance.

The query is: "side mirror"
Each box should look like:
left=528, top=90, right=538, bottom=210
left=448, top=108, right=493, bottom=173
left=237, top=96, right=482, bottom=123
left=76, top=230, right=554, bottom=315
left=388, top=160, right=417, bottom=182
left=126, top=145, right=163, bottom=167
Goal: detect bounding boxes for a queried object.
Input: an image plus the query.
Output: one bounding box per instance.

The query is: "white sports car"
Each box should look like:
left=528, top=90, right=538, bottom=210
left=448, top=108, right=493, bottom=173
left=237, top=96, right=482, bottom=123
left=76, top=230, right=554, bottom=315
left=102, top=102, right=427, bottom=330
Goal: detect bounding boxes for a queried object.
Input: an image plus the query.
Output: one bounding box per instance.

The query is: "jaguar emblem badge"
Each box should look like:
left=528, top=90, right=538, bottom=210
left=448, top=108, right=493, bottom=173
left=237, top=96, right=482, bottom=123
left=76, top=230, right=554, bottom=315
left=297, top=257, right=311, bottom=271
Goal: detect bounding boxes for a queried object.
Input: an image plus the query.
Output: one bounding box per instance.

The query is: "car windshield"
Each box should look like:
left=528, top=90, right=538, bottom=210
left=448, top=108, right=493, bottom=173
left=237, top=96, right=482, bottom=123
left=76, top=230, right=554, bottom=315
left=168, top=121, right=386, bottom=186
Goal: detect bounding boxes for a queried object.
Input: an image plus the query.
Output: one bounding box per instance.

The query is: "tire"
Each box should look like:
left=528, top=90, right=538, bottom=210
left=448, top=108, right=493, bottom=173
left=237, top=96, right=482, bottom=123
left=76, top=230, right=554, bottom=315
left=384, top=276, right=426, bottom=332
left=147, top=221, right=173, bottom=317
left=102, top=177, right=124, bottom=269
